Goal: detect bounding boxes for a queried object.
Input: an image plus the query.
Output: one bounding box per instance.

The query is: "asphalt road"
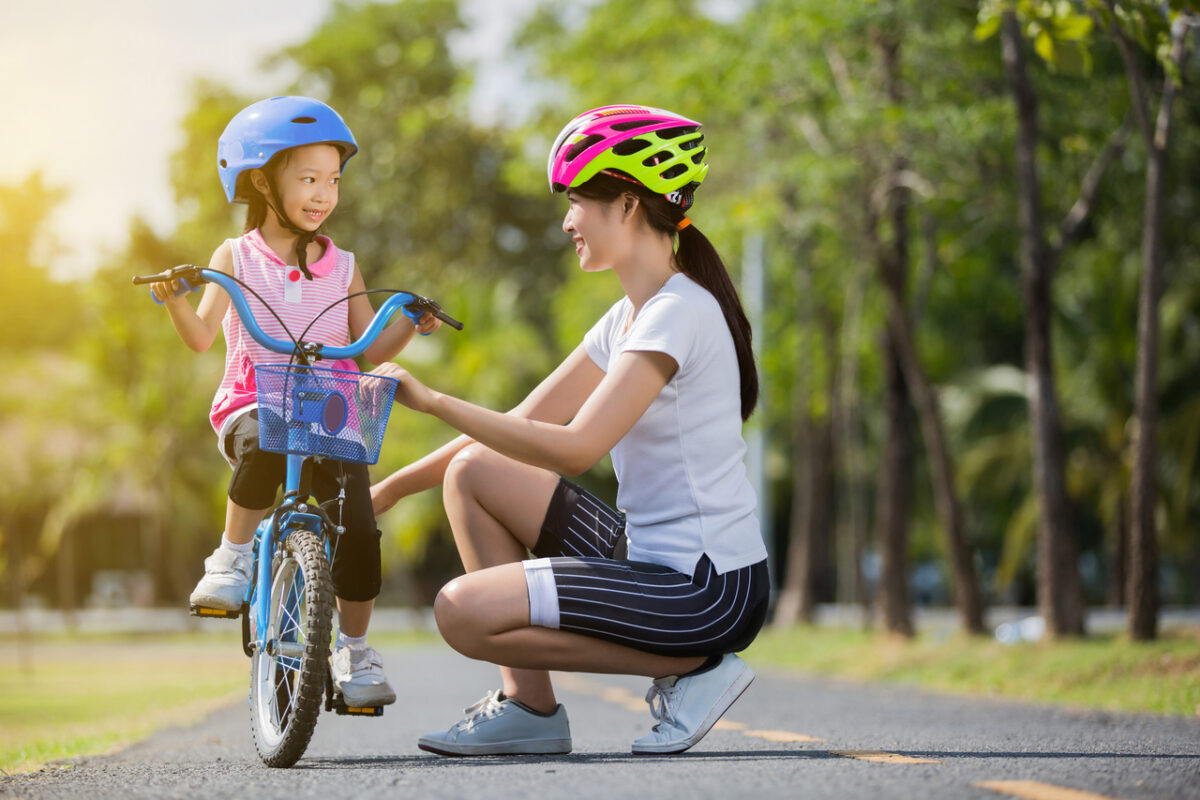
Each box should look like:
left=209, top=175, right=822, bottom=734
left=3, top=643, right=1198, bottom=800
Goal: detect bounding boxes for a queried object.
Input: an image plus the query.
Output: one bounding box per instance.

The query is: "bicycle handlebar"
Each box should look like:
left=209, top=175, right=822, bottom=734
left=132, top=265, right=463, bottom=360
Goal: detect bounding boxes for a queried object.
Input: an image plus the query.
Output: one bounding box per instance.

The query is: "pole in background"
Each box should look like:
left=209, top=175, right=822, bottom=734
left=743, top=230, right=772, bottom=584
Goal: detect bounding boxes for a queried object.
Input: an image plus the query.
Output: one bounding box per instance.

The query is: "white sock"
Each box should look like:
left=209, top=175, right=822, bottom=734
left=337, top=630, right=368, bottom=650
left=221, top=534, right=253, bottom=555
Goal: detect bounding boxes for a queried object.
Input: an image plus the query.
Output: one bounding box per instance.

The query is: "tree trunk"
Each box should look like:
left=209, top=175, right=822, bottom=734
left=775, top=417, right=834, bottom=626
left=1107, top=504, right=1127, bottom=608
left=877, top=337, right=914, bottom=637
left=879, top=287, right=987, bottom=634
left=775, top=273, right=838, bottom=628
left=869, top=24, right=985, bottom=635
left=1124, top=21, right=1187, bottom=641
left=1000, top=11, right=1085, bottom=638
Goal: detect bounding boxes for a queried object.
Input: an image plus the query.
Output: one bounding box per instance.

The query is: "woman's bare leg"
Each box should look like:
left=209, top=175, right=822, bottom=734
left=441, top=444, right=564, bottom=712
left=435, top=562, right=705, bottom=677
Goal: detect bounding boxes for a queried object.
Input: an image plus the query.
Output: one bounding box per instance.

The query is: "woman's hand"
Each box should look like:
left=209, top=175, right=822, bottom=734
left=370, top=471, right=412, bottom=515
left=372, top=362, right=436, bottom=414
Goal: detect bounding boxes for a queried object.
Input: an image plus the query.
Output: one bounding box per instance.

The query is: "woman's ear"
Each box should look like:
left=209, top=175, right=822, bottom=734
left=620, top=192, right=640, bottom=220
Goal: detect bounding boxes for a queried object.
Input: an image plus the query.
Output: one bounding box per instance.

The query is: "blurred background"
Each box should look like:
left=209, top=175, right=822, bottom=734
left=2, top=0, right=1198, bottom=641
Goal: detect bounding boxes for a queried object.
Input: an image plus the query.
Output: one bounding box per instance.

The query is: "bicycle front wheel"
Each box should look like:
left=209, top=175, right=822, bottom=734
left=249, top=528, right=334, bottom=767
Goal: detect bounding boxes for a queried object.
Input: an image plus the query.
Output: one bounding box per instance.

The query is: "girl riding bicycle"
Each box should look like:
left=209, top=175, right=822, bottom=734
left=150, top=96, right=440, bottom=709
left=371, top=104, right=768, bottom=755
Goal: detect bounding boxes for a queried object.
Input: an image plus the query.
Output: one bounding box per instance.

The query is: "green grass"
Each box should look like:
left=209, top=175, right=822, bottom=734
left=0, top=632, right=248, bottom=775
left=744, top=625, right=1200, bottom=716
left=0, top=628, right=438, bottom=775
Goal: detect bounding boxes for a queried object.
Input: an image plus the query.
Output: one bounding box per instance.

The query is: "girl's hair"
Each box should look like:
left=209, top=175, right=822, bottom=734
left=240, top=150, right=325, bottom=271
left=572, top=173, right=759, bottom=420
left=241, top=152, right=291, bottom=234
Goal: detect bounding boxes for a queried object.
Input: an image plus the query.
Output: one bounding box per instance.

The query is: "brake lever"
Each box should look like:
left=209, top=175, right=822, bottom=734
left=402, top=294, right=465, bottom=331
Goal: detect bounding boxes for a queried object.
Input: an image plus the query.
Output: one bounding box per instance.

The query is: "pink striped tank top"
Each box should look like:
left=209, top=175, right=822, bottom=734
left=209, top=228, right=357, bottom=435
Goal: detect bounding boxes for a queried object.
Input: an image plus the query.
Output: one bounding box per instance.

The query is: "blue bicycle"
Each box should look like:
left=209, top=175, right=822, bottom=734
left=133, top=265, right=462, bottom=767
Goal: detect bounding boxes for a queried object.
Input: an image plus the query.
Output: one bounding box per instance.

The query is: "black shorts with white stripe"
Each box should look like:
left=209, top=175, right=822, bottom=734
left=531, top=478, right=769, bottom=657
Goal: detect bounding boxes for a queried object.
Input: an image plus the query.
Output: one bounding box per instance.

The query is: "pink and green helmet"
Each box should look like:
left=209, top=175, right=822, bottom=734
left=547, top=104, right=708, bottom=211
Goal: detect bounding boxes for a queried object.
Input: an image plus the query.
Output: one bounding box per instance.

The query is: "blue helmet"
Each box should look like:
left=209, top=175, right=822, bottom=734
left=217, top=96, right=358, bottom=203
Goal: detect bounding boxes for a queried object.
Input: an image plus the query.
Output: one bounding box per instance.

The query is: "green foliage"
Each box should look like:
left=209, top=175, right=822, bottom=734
left=4, top=0, right=1198, bottom=611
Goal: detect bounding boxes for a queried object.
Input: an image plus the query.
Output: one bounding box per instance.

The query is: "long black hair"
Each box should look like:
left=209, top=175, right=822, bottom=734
left=571, top=173, right=759, bottom=421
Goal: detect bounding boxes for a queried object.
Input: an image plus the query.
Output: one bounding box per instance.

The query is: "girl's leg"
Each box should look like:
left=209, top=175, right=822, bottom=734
left=224, top=500, right=269, bottom=545
left=336, top=598, right=374, bottom=638
left=440, top=444, right=568, bottom=712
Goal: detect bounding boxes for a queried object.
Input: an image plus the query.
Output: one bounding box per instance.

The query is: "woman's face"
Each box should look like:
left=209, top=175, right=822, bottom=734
left=562, top=190, right=629, bottom=272
left=254, top=143, right=342, bottom=232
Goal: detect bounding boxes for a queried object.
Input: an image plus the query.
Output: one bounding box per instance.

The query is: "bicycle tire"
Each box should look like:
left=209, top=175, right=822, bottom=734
left=249, top=528, right=334, bottom=767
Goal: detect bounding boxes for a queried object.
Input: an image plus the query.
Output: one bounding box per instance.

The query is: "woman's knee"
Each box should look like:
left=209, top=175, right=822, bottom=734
left=434, top=577, right=488, bottom=657
left=443, top=443, right=496, bottom=502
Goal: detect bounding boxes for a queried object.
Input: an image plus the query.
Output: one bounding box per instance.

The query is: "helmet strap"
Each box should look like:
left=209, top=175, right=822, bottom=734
left=263, top=177, right=316, bottom=280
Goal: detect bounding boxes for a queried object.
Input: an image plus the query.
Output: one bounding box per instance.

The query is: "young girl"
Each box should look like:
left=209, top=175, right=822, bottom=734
left=370, top=104, right=768, bottom=754
left=150, top=96, right=440, bottom=708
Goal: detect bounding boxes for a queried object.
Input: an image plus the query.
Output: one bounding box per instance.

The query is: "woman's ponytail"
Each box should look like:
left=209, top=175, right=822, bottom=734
left=570, top=172, right=759, bottom=420
left=675, top=223, right=759, bottom=421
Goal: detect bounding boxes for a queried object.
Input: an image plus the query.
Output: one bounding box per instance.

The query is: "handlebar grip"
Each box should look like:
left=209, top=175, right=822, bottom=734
left=433, top=310, right=464, bottom=331
left=148, top=278, right=200, bottom=305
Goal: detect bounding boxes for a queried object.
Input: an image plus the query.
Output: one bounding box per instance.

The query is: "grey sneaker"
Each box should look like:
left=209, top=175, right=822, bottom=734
left=188, top=546, right=252, bottom=611
left=632, top=653, right=754, bottom=755
left=418, top=690, right=572, bottom=756
left=330, top=645, right=397, bottom=707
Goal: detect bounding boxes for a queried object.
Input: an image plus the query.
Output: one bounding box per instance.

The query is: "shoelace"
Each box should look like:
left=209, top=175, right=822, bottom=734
left=457, top=690, right=505, bottom=732
left=644, top=679, right=681, bottom=729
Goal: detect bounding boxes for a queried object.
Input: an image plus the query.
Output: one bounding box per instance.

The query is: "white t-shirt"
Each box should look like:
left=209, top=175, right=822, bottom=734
left=583, top=272, right=767, bottom=577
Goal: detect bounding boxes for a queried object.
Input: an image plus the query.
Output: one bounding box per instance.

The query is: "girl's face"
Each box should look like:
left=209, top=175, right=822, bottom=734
left=562, top=190, right=630, bottom=272
left=255, top=143, right=342, bottom=232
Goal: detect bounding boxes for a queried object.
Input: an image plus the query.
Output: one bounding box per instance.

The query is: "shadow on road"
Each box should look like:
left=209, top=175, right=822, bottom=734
left=292, top=749, right=1200, bottom=770
left=294, top=750, right=839, bottom=769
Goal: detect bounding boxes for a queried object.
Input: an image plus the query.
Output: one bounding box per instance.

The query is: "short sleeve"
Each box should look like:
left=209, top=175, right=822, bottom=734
left=621, top=290, right=697, bottom=371
left=583, top=298, right=628, bottom=372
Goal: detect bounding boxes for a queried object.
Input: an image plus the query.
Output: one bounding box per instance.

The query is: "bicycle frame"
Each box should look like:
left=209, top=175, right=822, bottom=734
left=150, top=268, right=422, bottom=657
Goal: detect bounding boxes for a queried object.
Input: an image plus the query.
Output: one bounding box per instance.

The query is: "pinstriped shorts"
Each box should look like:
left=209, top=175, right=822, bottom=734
left=528, top=479, right=769, bottom=657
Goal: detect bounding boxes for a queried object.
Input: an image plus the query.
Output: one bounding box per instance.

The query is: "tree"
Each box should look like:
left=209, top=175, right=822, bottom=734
left=981, top=0, right=1135, bottom=637
left=1097, top=0, right=1197, bottom=640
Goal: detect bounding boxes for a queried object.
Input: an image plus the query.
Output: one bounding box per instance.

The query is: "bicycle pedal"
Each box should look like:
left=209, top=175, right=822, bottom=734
left=334, top=698, right=383, bottom=717
left=189, top=604, right=240, bottom=619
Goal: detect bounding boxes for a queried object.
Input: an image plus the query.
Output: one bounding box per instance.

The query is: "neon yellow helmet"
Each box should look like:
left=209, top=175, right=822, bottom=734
left=547, top=105, right=708, bottom=210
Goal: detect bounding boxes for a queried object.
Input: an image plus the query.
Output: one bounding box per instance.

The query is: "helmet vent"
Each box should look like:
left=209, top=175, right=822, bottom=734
left=679, top=135, right=704, bottom=151
left=691, top=150, right=705, bottom=164
left=566, top=134, right=605, bottom=162
left=656, top=125, right=699, bottom=140
left=291, top=116, right=317, bottom=124
left=643, top=150, right=672, bottom=167
left=612, top=138, right=651, bottom=156
left=661, top=164, right=689, bottom=180
left=611, top=120, right=654, bottom=131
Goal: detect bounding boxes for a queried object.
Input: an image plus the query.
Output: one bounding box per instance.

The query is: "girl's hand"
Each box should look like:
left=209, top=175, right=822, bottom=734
left=372, top=362, right=435, bottom=414
left=150, top=278, right=184, bottom=304
left=414, top=311, right=442, bottom=336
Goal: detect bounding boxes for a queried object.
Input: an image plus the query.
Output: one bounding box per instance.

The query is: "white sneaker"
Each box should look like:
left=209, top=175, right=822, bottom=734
left=418, top=690, right=572, bottom=756
left=632, top=653, right=754, bottom=755
left=188, top=546, right=252, bottom=611
left=330, top=645, right=397, bottom=707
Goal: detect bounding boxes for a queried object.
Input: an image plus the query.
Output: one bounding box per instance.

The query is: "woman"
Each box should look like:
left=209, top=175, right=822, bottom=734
left=372, top=104, right=769, bottom=755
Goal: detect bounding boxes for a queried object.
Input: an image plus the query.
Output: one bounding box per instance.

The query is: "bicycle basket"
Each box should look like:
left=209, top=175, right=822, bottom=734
left=254, top=364, right=399, bottom=464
